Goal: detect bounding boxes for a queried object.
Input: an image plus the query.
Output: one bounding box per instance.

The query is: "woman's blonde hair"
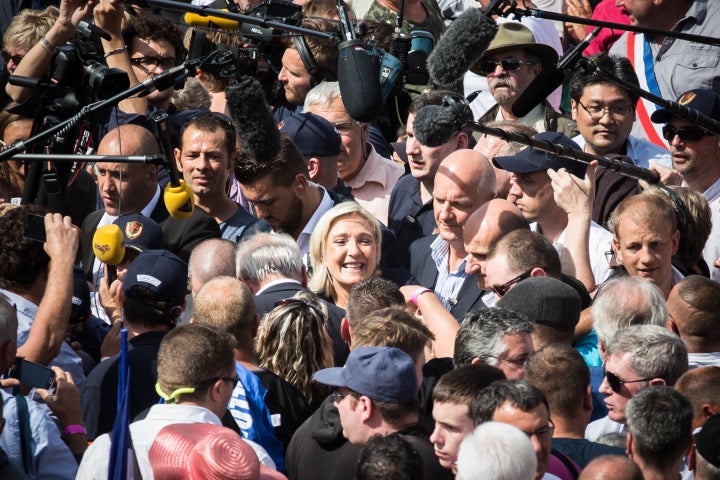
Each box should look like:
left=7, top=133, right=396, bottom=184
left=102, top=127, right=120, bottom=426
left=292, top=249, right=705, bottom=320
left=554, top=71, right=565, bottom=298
left=308, top=202, right=382, bottom=301
left=255, top=291, right=334, bottom=407
left=3, top=7, right=59, bottom=51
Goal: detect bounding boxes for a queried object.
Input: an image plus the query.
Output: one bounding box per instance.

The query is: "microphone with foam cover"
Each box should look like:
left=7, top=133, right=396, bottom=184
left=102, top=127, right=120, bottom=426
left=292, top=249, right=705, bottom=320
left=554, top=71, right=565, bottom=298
left=184, top=11, right=241, bottom=30
left=226, top=75, right=281, bottom=162
left=413, top=104, right=461, bottom=147
left=337, top=40, right=384, bottom=123
left=427, top=8, right=498, bottom=87
left=93, top=224, right=125, bottom=284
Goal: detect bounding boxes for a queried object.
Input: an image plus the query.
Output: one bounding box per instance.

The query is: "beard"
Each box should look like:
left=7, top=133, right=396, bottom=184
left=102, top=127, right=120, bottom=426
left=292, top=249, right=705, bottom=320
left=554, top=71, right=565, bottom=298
left=277, top=195, right=304, bottom=236
left=489, top=76, right=518, bottom=107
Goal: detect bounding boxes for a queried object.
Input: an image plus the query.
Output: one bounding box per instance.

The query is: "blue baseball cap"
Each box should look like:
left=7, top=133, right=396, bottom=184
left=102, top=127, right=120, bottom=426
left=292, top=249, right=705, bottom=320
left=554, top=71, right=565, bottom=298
left=122, top=249, right=188, bottom=308
left=313, top=346, right=418, bottom=403
left=279, top=112, right=341, bottom=158
left=651, top=88, right=720, bottom=124
left=114, top=214, right=165, bottom=253
left=492, top=131, right=586, bottom=178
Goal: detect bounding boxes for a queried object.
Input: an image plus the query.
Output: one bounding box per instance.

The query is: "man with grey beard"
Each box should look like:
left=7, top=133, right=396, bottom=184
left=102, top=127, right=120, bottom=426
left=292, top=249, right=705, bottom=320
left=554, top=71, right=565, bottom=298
left=469, top=22, right=577, bottom=138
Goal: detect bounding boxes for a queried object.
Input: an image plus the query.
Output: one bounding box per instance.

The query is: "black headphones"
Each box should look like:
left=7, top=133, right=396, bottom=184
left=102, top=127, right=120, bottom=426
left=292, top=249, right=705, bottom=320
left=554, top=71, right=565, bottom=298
left=293, top=35, right=336, bottom=87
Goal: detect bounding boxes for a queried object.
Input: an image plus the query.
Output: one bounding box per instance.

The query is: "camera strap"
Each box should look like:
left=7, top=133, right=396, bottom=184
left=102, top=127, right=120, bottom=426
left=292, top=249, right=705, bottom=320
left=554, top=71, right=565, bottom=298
left=15, top=394, right=34, bottom=476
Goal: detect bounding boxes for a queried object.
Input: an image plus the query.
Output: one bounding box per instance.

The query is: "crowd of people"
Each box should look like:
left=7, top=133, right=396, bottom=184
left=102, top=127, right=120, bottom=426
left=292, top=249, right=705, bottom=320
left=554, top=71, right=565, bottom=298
left=1, top=0, right=720, bottom=478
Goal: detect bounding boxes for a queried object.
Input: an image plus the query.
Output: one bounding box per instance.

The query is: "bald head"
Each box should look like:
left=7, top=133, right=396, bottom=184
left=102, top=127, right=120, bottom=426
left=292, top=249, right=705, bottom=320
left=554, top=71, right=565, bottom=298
left=98, top=124, right=160, bottom=156
left=189, top=238, right=238, bottom=296
left=96, top=124, right=160, bottom=216
left=463, top=199, right=529, bottom=289
left=667, top=276, right=720, bottom=352
left=432, top=150, right=497, bottom=247
left=193, top=276, right=257, bottom=351
left=578, top=455, right=643, bottom=480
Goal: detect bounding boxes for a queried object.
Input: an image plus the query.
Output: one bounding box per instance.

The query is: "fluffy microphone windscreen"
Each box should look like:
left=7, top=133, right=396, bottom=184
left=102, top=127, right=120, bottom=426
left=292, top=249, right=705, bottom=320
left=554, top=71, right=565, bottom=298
left=413, top=104, right=459, bottom=147
left=226, top=75, right=281, bottom=162
left=427, top=9, right=498, bottom=87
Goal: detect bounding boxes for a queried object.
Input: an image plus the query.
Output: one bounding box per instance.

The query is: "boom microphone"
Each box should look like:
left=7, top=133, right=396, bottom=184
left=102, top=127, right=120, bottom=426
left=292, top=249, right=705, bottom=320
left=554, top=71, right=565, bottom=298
left=511, top=28, right=602, bottom=118
left=184, top=11, right=241, bottom=30
left=337, top=40, right=384, bottom=123
left=427, top=8, right=498, bottom=87
left=413, top=104, right=461, bottom=147
left=226, top=75, right=281, bottom=162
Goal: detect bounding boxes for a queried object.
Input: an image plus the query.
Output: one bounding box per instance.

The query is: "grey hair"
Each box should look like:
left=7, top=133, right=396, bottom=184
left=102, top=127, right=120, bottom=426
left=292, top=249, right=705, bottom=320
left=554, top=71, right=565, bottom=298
left=456, top=422, right=536, bottom=480
left=471, top=379, right=549, bottom=426
left=235, top=232, right=304, bottom=285
left=607, top=325, right=688, bottom=386
left=592, top=276, right=668, bottom=347
left=454, top=308, right=534, bottom=368
left=626, top=387, right=693, bottom=471
left=303, top=81, right=342, bottom=112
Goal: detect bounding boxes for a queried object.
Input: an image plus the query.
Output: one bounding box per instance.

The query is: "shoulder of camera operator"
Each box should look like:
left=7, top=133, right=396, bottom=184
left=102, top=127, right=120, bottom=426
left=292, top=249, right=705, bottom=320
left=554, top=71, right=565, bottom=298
left=4, top=4, right=69, bottom=104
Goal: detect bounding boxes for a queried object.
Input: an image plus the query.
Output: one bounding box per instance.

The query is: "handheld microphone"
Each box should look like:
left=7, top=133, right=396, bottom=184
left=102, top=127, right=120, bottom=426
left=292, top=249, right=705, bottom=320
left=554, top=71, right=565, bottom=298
left=92, top=224, right=125, bottom=285
left=150, top=111, right=195, bottom=220
left=226, top=75, right=281, bottom=162
left=511, top=28, right=602, bottom=118
left=337, top=40, right=385, bottom=123
left=184, top=11, right=241, bottom=30
left=427, top=8, right=498, bottom=87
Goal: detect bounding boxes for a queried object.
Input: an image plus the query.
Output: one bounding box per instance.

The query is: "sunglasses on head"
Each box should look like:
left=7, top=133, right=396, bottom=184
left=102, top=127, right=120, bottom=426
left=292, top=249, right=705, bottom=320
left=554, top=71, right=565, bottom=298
left=662, top=125, right=714, bottom=143
left=478, top=57, right=535, bottom=76
left=603, top=368, right=655, bottom=393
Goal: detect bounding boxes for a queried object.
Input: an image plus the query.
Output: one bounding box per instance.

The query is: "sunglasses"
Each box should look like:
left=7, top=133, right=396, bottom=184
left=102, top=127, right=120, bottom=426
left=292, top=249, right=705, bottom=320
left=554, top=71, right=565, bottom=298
left=1, top=50, right=24, bottom=65
left=491, top=270, right=532, bottom=297
left=478, top=57, right=535, bottom=75
left=603, top=368, right=655, bottom=393
left=662, top=125, right=714, bottom=143
left=130, top=56, right=178, bottom=70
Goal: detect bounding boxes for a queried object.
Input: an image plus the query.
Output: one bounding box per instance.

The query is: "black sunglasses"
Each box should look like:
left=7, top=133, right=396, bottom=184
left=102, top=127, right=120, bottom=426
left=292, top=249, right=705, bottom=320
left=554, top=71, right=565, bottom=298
left=194, top=375, right=240, bottom=391
left=662, top=125, right=714, bottom=143
left=1, top=50, right=23, bottom=65
left=491, top=270, right=532, bottom=297
left=478, top=57, right=535, bottom=75
left=603, top=368, right=654, bottom=393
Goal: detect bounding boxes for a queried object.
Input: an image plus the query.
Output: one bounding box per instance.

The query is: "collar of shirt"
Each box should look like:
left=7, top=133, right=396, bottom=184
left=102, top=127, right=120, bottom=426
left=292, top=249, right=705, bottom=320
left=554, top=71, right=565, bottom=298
left=296, top=184, right=333, bottom=258
left=256, top=278, right=303, bottom=295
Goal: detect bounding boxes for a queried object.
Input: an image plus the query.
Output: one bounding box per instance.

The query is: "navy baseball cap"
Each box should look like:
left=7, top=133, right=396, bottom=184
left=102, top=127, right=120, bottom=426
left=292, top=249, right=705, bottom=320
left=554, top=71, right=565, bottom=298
left=497, top=276, right=582, bottom=331
left=113, top=214, right=165, bottom=253
left=122, top=249, right=188, bottom=308
left=651, top=89, right=720, bottom=124
left=313, top=346, right=418, bottom=403
left=695, top=414, right=720, bottom=468
left=279, top=112, right=341, bottom=157
left=492, top=131, right=586, bottom=178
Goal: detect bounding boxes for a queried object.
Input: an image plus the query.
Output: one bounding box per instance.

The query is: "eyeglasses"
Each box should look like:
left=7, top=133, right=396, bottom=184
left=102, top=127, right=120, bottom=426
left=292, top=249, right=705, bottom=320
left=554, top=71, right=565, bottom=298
left=491, top=270, right=532, bottom=297
left=661, top=125, right=714, bottom=143
left=603, top=368, right=655, bottom=393
left=604, top=250, right=615, bottom=265
left=195, top=375, right=240, bottom=391
left=577, top=101, right=633, bottom=121
left=478, top=57, right=536, bottom=75
left=487, top=353, right=530, bottom=368
left=130, top=56, right=178, bottom=70
left=1, top=50, right=24, bottom=65
left=523, top=419, right=555, bottom=442
left=332, top=121, right=362, bottom=135
left=330, top=390, right=355, bottom=403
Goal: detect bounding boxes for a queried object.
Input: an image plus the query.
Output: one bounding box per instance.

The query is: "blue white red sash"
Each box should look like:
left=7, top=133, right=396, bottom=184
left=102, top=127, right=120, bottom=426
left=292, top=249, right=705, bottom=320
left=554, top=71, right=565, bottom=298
left=626, top=32, right=668, bottom=149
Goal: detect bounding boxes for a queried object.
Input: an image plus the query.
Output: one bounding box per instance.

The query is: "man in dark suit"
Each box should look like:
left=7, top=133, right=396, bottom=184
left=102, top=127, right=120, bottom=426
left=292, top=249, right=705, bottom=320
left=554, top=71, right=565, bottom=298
left=81, top=124, right=220, bottom=284
left=409, top=149, right=496, bottom=320
left=236, top=231, right=348, bottom=366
